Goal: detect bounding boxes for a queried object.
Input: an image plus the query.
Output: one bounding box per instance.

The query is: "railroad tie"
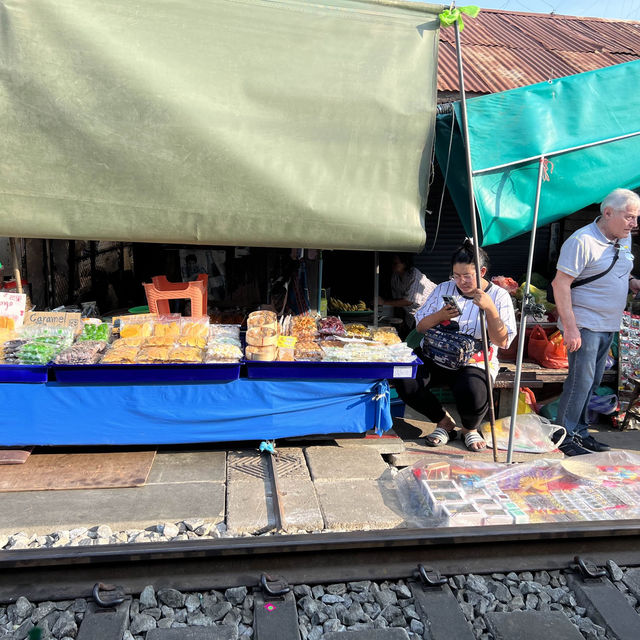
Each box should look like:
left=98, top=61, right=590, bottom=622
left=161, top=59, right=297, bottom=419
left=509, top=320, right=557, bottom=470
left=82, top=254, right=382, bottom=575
left=567, top=557, right=640, bottom=640
left=409, top=569, right=475, bottom=640
left=76, top=598, right=131, bottom=640
left=146, top=627, right=236, bottom=639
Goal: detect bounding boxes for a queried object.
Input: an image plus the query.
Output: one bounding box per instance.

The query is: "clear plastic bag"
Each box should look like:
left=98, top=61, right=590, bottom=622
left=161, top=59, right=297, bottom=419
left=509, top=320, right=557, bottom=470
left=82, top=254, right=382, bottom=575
left=481, top=414, right=565, bottom=454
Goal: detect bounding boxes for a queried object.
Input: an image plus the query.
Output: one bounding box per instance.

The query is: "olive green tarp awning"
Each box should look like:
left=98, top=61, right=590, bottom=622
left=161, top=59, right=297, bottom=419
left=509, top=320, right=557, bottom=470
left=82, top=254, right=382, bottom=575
left=435, top=60, right=640, bottom=247
left=0, top=0, right=442, bottom=251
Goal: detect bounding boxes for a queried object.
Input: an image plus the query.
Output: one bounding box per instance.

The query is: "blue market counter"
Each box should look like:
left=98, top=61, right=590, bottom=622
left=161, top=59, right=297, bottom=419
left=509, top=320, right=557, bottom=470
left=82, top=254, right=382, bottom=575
left=0, top=378, right=392, bottom=446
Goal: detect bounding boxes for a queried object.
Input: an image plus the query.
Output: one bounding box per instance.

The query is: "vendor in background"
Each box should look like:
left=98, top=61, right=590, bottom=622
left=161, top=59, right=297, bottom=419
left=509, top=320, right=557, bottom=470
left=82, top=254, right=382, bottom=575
left=396, top=240, right=516, bottom=452
left=378, top=254, right=436, bottom=338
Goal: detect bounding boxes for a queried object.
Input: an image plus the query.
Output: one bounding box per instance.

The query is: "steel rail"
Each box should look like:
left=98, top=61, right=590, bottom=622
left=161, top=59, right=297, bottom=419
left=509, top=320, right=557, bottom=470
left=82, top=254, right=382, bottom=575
left=2, top=521, right=640, bottom=603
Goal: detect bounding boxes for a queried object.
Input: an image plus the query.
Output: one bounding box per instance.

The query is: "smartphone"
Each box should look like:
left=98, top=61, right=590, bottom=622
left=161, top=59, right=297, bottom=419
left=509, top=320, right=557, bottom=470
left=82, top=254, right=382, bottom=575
left=442, top=295, right=462, bottom=315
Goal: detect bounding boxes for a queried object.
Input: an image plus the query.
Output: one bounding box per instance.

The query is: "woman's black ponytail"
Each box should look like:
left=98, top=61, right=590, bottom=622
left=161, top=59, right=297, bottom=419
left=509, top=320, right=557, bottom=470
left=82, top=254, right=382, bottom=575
left=451, top=237, right=490, bottom=273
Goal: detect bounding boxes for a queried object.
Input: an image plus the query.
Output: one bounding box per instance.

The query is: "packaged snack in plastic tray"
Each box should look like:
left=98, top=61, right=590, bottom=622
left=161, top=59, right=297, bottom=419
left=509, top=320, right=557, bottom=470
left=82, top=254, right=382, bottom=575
left=290, top=314, right=318, bottom=342
left=54, top=341, right=107, bottom=365
left=0, top=339, right=27, bottom=363
left=246, top=344, right=277, bottom=361
left=246, top=325, right=278, bottom=347
left=77, top=322, right=111, bottom=343
left=372, top=328, right=402, bottom=345
left=209, top=336, right=242, bottom=348
left=178, top=318, right=210, bottom=348
left=205, top=343, right=243, bottom=363
left=168, top=346, right=204, bottom=363
left=209, top=324, right=241, bottom=340
left=110, top=337, right=144, bottom=349
left=247, top=310, right=277, bottom=329
left=20, top=325, right=75, bottom=347
left=386, top=343, right=416, bottom=362
left=276, top=335, right=297, bottom=361
left=0, top=327, right=18, bottom=348
left=136, top=346, right=172, bottom=363
left=294, top=340, right=323, bottom=361
left=153, top=318, right=181, bottom=340
left=17, top=342, right=58, bottom=364
left=119, top=317, right=154, bottom=340
left=142, top=334, right=178, bottom=348
left=101, top=345, right=139, bottom=364
left=318, top=316, right=346, bottom=337
left=344, top=323, right=372, bottom=339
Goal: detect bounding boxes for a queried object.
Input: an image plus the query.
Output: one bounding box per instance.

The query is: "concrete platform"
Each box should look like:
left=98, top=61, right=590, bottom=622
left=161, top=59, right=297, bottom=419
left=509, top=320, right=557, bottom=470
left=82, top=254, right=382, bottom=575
left=146, top=451, right=226, bottom=484
left=305, top=445, right=390, bottom=482
left=334, top=433, right=406, bottom=454
left=314, top=470, right=406, bottom=530
left=0, top=481, right=225, bottom=536
left=226, top=449, right=323, bottom=534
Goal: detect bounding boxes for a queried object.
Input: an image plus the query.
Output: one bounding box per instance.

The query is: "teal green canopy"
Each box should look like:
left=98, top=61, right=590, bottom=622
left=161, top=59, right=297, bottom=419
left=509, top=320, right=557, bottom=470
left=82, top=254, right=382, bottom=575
left=0, top=0, right=443, bottom=251
left=435, top=60, right=640, bottom=246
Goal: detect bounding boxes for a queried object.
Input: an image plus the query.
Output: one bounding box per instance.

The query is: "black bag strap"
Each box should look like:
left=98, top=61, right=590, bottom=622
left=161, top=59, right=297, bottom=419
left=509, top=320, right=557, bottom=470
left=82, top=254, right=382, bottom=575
left=570, top=241, right=620, bottom=290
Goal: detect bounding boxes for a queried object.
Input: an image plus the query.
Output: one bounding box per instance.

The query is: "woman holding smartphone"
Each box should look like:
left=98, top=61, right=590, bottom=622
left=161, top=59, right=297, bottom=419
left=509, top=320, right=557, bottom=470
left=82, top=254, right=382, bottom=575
left=396, top=240, right=517, bottom=451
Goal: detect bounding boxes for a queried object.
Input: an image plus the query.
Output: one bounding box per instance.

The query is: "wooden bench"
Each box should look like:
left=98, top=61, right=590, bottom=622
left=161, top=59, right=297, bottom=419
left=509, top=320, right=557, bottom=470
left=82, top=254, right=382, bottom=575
left=493, top=360, right=617, bottom=418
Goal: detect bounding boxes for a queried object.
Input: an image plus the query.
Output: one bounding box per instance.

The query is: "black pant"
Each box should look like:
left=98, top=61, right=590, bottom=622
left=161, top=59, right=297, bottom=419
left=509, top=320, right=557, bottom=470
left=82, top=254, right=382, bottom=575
left=396, top=349, right=489, bottom=430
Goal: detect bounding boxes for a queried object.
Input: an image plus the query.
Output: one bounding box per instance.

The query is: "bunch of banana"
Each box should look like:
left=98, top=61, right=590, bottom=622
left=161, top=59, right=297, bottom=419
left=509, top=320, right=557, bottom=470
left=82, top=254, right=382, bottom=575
left=330, top=297, right=371, bottom=312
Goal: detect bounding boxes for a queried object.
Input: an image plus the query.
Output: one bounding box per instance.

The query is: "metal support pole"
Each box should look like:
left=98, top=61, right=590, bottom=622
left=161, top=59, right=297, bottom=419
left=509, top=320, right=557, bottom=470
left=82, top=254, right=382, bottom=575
left=317, top=250, right=323, bottom=316
left=9, top=238, right=23, bottom=294
left=373, top=251, right=379, bottom=329
left=506, top=157, right=546, bottom=463
left=454, top=20, right=498, bottom=461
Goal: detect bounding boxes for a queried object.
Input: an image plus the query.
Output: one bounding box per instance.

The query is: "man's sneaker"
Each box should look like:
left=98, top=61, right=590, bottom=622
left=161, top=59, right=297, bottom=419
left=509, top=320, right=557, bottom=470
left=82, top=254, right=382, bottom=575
left=558, top=436, right=592, bottom=457
left=580, top=435, right=611, bottom=452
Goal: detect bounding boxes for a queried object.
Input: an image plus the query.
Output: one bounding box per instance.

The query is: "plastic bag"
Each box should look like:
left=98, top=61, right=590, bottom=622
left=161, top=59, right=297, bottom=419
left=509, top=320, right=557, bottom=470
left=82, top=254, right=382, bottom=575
left=481, top=414, right=565, bottom=453
left=543, top=330, right=568, bottom=369
left=527, top=325, right=568, bottom=369
left=518, top=387, right=537, bottom=414
left=527, top=324, right=549, bottom=363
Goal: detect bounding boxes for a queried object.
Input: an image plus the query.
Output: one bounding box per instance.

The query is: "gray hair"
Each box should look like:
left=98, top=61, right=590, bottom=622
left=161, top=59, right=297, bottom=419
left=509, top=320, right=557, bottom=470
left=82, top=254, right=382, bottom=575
left=600, top=188, right=640, bottom=214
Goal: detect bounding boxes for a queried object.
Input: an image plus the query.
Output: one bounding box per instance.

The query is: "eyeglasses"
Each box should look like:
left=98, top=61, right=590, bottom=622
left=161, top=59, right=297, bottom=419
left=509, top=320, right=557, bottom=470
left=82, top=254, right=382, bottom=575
left=451, top=273, right=476, bottom=282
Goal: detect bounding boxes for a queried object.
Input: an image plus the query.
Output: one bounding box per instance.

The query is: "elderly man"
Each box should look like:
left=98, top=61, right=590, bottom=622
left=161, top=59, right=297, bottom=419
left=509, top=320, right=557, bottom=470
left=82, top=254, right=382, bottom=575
left=552, top=188, right=640, bottom=456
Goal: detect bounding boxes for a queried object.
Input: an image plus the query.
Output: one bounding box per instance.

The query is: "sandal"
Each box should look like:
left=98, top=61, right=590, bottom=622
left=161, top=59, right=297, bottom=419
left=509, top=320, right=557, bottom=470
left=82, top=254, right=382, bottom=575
left=426, top=426, right=457, bottom=447
left=463, top=430, right=487, bottom=452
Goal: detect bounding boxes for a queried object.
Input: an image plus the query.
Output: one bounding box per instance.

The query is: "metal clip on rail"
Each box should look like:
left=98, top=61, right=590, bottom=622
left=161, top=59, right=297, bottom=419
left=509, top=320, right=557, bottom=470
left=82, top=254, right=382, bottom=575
left=260, top=573, right=291, bottom=598
left=571, top=555, right=607, bottom=581
left=92, top=582, right=127, bottom=607
left=254, top=574, right=299, bottom=640
left=414, top=563, right=448, bottom=590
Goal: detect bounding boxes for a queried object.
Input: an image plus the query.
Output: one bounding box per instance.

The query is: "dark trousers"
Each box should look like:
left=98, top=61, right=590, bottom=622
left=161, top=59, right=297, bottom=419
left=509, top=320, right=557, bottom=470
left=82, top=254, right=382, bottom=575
left=396, top=349, right=489, bottom=430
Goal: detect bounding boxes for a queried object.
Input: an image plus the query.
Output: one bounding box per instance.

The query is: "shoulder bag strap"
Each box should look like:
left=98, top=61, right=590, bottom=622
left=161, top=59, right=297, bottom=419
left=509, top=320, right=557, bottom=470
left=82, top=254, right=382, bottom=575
left=571, top=241, right=620, bottom=290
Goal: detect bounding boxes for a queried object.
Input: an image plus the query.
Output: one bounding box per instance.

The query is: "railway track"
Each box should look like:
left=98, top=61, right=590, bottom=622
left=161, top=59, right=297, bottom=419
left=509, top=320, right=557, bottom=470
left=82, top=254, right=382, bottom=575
left=3, top=521, right=640, bottom=639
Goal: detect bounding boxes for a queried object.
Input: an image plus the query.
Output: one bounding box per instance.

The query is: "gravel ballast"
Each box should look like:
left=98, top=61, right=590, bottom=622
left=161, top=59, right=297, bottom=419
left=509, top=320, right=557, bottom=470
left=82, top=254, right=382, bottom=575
left=2, top=563, right=639, bottom=639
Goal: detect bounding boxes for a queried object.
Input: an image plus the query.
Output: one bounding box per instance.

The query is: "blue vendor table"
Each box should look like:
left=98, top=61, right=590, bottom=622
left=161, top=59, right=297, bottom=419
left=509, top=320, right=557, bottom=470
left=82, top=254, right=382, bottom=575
left=0, top=378, right=392, bottom=446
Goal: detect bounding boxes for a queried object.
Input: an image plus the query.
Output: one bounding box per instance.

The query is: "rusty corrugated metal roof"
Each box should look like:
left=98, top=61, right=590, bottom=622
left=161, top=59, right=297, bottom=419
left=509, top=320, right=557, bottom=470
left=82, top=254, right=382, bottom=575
left=438, top=8, right=640, bottom=93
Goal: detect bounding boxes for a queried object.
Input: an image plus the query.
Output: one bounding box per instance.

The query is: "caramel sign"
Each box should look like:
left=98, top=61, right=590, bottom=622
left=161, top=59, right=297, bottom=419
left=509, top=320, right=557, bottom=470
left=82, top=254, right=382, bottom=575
left=23, top=311, right=83, bottom=335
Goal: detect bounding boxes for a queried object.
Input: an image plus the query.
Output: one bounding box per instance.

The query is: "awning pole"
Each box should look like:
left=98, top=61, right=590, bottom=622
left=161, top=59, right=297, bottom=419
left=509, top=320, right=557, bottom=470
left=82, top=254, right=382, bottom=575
left=506, top=156, right=545, bottom=463
left=317, top=250, right=323, bottom=315
left=453, top=19, right=498, bottom=461
left=373, top=251, right=379, bottom=329
left=9, top=238, right=23, bottom=294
